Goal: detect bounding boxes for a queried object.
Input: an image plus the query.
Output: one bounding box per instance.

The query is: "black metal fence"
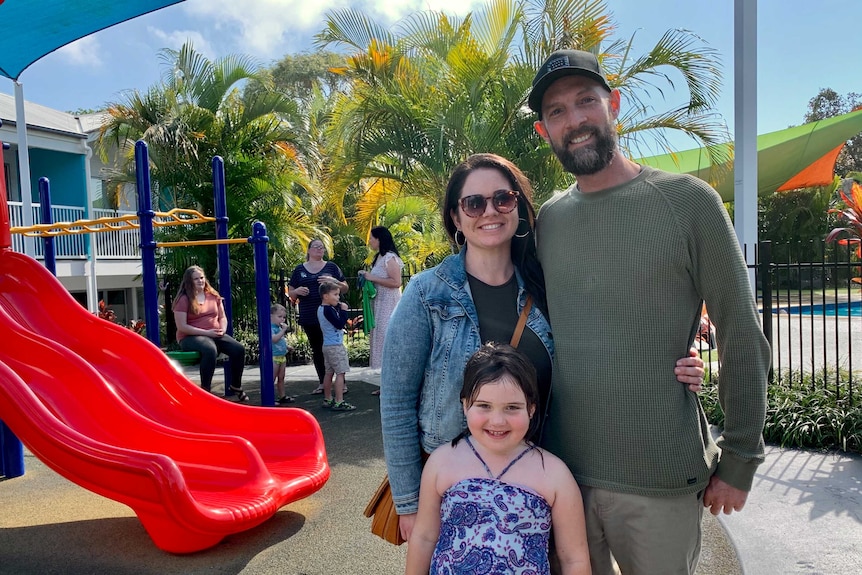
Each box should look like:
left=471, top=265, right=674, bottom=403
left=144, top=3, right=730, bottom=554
left=699, top=240, right=860, bottom=404
left=194, top=267, right=418, bottom=354
left=191, top=242, right=859, bottom=404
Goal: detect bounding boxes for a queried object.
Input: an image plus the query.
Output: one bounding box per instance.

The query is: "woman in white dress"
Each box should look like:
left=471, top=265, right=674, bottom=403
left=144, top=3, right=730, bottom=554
left=359, top=226, right=404, bottom=374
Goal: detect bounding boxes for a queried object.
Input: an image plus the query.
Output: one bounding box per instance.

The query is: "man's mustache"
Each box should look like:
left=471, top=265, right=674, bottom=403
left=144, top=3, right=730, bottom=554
left=563, top=127, right=598, bottom=145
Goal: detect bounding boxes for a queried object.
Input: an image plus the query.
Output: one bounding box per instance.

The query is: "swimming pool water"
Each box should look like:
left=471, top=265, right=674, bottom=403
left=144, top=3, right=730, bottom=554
left=769, top=301, right=861, bottom=317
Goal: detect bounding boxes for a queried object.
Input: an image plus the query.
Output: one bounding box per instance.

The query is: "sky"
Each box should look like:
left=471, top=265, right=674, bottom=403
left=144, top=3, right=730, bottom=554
left=2, top=0, right=860, bottom=143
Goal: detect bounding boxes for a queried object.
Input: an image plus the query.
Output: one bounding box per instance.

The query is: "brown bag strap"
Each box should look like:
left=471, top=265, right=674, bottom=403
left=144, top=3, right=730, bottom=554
left=509, top=294, right=533, bottom=349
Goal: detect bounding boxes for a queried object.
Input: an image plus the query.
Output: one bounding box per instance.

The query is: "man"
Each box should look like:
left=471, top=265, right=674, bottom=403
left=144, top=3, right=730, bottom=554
left=530, top=49, right=770, bottom=575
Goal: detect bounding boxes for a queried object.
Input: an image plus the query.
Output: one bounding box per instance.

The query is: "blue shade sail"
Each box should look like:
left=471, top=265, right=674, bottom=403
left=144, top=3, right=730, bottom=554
left=0, top=0, right=186, bottom=80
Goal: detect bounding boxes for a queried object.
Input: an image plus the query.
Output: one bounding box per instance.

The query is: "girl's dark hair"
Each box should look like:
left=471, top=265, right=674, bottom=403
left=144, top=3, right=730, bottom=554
left=453, top=342, right=542, bottom=444
left=442, top=153, right=547, bottom=314
left=370, top=226, right=400, bottom=267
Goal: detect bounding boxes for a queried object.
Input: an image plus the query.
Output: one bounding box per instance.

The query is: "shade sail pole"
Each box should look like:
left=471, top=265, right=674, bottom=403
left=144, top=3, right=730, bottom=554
left=14, top=81, right=35, bottom=257
left=734, top=0, right=757, bottom=290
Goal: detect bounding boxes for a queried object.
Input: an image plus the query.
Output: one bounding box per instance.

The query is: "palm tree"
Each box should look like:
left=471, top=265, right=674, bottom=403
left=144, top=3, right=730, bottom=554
left=98, top=41, right=328, bottom=278
left=317, top=0, right=530, bottom=218
left=315, top=0, right=730, bottom=224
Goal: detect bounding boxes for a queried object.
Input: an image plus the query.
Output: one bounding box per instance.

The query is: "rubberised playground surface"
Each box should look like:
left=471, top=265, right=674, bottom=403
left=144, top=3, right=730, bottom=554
left=0, top=374, right=410, bottom=574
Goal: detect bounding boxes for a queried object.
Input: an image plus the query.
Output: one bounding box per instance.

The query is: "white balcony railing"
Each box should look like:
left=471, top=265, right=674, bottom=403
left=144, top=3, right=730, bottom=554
left=92, top=208, right=142, bottom=259
left=6, top=202, right=140, bottom=259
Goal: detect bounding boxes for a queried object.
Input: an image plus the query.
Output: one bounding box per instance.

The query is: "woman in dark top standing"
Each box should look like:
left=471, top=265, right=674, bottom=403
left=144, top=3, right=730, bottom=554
left=288, top=239, right=348, bottom=394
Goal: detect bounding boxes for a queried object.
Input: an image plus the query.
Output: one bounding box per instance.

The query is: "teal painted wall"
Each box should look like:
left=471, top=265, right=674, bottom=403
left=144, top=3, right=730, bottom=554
left=28, top=149, right=87, bottom=207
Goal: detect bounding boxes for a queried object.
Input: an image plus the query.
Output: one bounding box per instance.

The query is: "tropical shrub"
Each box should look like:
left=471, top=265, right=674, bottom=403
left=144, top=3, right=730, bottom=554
left=826, top=178, right=862, bottom=285
left=232, top=326, right=261, bottom=365
left=232, top=324, right=315, bottom=367
left=701, top=371, right=862, bottom=453
left=286, top=329, right=312, bottom=365
left=346, top=333, right=370, bottom=367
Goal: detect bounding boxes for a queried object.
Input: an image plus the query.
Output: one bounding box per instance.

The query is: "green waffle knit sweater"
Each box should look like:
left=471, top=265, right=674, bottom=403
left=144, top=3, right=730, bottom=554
left=536, top=166, right=770, bottom=496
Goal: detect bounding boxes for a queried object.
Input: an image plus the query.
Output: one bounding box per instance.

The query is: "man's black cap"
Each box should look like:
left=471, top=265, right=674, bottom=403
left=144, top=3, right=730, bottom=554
left=528, top=49, right=611, bottom=114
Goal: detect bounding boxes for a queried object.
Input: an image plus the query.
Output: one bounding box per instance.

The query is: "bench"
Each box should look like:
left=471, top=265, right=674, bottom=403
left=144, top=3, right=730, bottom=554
left=165, top=350, right=201, bottom=366
left=165, top=351, right=230, bottom=367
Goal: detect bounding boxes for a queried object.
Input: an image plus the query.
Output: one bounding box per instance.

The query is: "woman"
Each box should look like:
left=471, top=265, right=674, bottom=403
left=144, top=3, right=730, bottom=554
left=172, top=265, right=247, bottom=401
left=358, top=226, right=404, bottom=373
left=287, top=239, right=348, bottom=394
left=380, top=153, right=705, bottom=542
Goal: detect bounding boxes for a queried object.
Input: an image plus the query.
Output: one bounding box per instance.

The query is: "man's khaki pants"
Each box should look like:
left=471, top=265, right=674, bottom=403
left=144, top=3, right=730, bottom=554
left=577, top=485, right=704, bottom=575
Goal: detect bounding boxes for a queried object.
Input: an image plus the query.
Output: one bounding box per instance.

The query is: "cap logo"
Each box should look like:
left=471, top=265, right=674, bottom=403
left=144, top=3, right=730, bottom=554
left=546, top=56, right=570, bottom=72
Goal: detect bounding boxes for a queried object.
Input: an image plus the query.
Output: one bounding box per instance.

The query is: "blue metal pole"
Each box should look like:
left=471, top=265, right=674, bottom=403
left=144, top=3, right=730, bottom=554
left=0, top=133, right=23, bottom=477
left=212, top=156, right=232, bottom=330
left=212, top=156, right=236, bottom=395
left=37, top=177, right=56, bottom=275
left=252, top=221, right=274, bottom=406
left=1, top=420, right=24, bottom=478
left=136, top=141, right=160, bottom=347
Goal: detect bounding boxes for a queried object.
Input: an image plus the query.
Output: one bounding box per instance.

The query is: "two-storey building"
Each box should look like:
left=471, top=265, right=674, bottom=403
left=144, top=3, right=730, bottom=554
left=1, top=94, right=143, bottom=324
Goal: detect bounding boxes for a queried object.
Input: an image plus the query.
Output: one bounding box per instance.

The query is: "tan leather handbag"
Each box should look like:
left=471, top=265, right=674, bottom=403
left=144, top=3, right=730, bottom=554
left=363, top=473, right=406, bottom=545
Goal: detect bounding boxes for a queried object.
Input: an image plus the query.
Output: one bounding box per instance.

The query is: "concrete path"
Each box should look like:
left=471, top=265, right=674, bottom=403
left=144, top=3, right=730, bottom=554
left=720, top=444, right=862, bottom=575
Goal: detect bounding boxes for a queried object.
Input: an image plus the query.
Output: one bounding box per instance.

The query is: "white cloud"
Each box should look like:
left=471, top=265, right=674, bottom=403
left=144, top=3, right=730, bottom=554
left=182, top=0, right=349, bottom=58
left=56, top=35, right=103, bottom=68
left=147, top=27, right=217, bottom=60
left=366, top=0, right=482, bottom=24
left=179, top=0, right=484, bottom=59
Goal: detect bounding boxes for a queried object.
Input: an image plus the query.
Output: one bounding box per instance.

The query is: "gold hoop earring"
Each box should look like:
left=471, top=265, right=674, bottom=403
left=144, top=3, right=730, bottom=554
left=454, top=230, right=466, bottom=246
left=514, top=218, right=531, bottom=239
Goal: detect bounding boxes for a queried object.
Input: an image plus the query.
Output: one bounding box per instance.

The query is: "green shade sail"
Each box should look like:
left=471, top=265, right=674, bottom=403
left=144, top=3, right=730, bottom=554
left=637, top=108, right=862, bottom=202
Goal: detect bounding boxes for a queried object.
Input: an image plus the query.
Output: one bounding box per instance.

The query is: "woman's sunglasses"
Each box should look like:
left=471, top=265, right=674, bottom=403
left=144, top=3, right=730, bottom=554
left=458, top=190, right=520, bottom=218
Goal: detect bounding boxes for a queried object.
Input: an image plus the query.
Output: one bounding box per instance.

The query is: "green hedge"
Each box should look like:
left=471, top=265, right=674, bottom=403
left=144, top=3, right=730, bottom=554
left=700, top=370, right=862, bottom=453
left=232, top=326, right=369, bottom=367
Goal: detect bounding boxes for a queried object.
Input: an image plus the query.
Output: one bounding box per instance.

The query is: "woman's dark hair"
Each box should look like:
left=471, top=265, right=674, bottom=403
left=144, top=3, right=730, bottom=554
left=454, top=342, right=542, bottom=444
left=370, top=226, right=400, bottom=267
left=442, top=153, right=547, bottom=313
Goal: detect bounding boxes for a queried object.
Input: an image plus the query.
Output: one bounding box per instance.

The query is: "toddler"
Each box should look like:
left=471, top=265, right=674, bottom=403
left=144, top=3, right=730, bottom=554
left=270, top=303, right=294, bottom=405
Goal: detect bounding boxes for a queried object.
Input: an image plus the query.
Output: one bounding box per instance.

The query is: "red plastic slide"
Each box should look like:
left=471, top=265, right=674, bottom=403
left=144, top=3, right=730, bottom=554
left=0, top=250, right=330, bottom=553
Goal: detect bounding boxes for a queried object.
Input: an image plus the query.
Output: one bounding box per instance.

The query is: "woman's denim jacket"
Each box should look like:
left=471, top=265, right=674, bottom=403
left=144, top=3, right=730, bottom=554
left=380, top=249, right=554, bottom=515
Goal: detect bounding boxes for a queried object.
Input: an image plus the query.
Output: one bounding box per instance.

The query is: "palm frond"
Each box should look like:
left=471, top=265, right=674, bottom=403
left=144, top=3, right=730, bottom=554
left=315, top=8, right=397, bottom=52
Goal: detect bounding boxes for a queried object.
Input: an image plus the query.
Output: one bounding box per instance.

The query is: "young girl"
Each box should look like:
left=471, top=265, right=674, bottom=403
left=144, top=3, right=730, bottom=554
left=172, top=265, right=247, bottom=400
left=406, top=343, right=590, bottom=575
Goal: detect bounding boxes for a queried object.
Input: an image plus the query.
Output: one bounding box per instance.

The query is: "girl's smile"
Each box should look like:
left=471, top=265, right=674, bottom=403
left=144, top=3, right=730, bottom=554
left=463, top=376, right=535, bottom=455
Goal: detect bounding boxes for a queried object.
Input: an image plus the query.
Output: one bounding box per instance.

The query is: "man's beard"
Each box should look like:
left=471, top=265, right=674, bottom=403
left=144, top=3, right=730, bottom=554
left=550, top=123, right=617, bottom=176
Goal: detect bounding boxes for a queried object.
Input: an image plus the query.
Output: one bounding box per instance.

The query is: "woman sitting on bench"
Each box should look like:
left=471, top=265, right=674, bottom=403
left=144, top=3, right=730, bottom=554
left=172, top=265, right=248, bottom=401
